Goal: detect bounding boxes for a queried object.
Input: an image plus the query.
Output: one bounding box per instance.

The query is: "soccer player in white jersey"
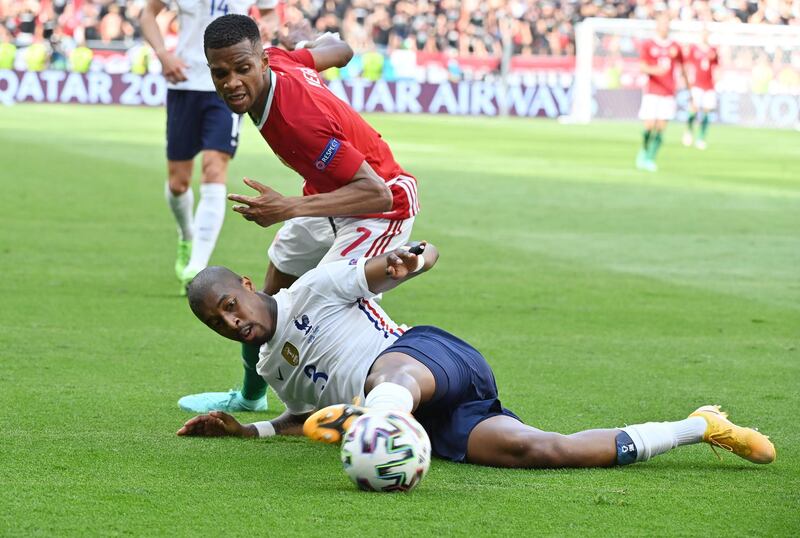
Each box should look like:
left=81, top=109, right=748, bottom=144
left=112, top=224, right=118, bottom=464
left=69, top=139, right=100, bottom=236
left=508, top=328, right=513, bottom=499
left=176, top=243, right=776, bottom=469
left=139, top=1, right=278, bottom=294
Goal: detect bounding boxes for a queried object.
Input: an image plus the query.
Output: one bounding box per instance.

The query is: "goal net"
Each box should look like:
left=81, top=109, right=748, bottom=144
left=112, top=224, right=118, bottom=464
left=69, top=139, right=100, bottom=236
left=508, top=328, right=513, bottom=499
left=567, top=17, right=800, bottom=129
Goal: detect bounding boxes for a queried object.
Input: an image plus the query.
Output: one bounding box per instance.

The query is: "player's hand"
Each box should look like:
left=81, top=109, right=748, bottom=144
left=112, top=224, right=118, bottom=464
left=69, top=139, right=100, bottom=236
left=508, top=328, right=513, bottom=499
left=229, top=177, right=292, bottom=228
left=385, top=241, right=427, bottom=279
left=177, top=411, right=245, bottom=437
left=279, top=20, right=314, bottom=50
left=158, top=51, right=188, bottom=83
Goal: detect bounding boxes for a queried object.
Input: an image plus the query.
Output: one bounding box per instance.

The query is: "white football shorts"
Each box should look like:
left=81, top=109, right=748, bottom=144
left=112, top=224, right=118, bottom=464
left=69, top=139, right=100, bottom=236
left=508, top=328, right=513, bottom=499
left=268, top=215, right=415, bottom=277
left=691, top=87, right=718, bottom=111
left=638, top=93, right=677, bottom=121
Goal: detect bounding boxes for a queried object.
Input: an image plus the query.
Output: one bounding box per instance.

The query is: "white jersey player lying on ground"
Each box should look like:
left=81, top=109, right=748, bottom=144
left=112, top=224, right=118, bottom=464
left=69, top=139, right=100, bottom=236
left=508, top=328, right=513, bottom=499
left=177, top=242, right=776, bottom=468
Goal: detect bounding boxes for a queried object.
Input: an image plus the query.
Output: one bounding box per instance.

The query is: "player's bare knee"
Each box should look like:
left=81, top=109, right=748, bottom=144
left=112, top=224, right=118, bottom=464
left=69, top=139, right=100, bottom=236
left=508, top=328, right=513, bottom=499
left=364, top=366, right=419, bottom=397
left=167, top=175, right=191, bottom=194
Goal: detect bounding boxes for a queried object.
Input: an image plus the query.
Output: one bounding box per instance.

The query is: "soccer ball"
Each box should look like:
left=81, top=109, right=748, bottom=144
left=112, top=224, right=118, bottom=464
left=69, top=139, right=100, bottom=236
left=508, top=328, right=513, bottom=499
left=340, top=410, right=431, bottom=492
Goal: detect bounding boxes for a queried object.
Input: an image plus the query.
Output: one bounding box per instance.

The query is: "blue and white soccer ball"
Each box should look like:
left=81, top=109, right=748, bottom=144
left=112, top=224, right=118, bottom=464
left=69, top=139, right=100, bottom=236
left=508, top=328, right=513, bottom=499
left=340, top=410, right=431, bottom=493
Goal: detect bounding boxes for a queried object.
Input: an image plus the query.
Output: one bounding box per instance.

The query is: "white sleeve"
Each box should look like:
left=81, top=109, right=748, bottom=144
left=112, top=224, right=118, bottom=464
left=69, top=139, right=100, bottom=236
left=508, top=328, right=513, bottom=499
left=293, top=258, right=372, bottom=304
left=254, top=0, right=278, bottom=9
left=322, top=258, right=373, bottom=302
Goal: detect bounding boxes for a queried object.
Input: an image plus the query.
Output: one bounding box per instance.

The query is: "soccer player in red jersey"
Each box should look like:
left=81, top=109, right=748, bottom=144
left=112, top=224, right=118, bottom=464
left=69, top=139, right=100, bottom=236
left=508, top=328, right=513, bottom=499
left=177, top=14, right=420, bottom=414
left=683, top=28, right=719, bottom=150
left=636, top=12, right=692, bottom=172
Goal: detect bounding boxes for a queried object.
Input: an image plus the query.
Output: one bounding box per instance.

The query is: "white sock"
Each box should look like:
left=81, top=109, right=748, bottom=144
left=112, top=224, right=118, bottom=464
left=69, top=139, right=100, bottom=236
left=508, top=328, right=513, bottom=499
left=364, top=382, right=414, bottom=413
left=185, top=183, right=226, bottom=273
left=165, top=182, right=194, bottom=241
left=622, top=417, right=706, bottom=462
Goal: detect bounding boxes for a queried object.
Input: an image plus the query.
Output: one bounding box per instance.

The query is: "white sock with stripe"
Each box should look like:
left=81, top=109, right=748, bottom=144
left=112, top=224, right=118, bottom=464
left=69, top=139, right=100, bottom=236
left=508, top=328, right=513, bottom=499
left=165, top=182, right=194, bottom=241
left=365, top=382, right=414, bottom=413
left=185, top=183, right=226, bottom=274
left=622, top=417, right=706, bottom=462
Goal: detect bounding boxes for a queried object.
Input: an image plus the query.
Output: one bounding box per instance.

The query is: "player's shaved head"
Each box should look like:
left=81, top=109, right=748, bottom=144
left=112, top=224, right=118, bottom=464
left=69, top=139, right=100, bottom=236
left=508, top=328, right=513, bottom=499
left=186, top=266, right=243, bottom=318
left=204, top=14, right=261, bottom=53
left=186, top=266, right=275, bottom=345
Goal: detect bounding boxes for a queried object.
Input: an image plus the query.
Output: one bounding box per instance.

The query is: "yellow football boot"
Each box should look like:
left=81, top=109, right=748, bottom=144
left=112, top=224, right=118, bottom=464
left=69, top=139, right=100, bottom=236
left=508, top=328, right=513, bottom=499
left=689, top=405, right=776, bottom=464
left=303, top=404, right=366, bottom=444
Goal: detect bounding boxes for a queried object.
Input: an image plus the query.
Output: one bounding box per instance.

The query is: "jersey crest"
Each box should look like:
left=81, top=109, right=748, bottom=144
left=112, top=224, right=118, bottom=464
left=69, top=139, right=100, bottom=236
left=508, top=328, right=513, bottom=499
left=281, top=342, right=300, bottom=366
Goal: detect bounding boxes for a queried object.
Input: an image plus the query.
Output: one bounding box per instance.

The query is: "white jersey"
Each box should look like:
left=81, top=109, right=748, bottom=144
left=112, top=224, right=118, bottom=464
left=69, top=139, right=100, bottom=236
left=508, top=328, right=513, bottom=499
left=256, top=258, right=409, bottom=414
left=170, top=0, right=277, bottom=91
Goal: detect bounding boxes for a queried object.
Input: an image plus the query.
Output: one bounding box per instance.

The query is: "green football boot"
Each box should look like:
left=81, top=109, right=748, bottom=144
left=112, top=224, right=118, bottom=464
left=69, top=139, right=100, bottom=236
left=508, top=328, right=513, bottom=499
left=178, top=390, right=268, bottom=412
left=642, top=159, right=658, bottom=172
left=174, top=240, right=192, bottom=280
left=635, top=150, right=648, bottom=170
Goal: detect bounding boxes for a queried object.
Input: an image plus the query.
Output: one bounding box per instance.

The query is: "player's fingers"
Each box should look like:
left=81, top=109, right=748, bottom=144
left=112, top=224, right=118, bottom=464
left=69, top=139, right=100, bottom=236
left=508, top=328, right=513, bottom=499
left=243, top=177, right=269, bottom=193
left=396, top=250, right=416, bottom=265
left=228, top=194, right=254, bottom=205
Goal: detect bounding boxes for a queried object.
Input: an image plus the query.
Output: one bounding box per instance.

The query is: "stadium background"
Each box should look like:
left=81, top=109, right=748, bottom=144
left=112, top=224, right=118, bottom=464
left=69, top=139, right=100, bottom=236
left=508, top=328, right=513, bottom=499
left=1, top=0, right=799, bottom=125
left=1, top=1, right=799, bottom=536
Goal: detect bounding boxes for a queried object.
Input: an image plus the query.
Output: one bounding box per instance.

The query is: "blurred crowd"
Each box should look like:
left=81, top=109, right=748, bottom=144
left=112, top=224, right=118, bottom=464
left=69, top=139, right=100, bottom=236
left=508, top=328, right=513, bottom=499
left=0, top=0, right=799, bottom=76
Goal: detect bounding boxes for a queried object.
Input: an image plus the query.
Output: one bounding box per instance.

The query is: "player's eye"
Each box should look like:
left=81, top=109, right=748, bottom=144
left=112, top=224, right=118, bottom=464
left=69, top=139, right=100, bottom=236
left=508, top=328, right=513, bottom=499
left=227, top=298, right=236, bottom=310
left=238, top=65, right=250, bottom=74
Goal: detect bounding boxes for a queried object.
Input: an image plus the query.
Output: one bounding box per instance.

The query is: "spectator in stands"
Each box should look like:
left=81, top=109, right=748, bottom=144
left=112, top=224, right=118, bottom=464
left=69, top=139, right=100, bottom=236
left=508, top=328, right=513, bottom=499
left=3, top=0, right=800, bottom=76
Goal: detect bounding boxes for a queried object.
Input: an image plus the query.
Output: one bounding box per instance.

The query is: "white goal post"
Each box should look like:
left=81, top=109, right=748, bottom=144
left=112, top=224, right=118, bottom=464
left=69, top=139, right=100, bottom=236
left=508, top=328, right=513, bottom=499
left=566, top=17, right=800, bottom=129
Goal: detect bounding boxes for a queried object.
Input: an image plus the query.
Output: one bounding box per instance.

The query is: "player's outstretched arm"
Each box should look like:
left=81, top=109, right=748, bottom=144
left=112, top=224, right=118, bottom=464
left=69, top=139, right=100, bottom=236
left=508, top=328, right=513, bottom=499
left=177, top=410, right=310, bottom=438
left=363, top=241, right=439, bottom=294
left=229, top=161, right=392, bottom=228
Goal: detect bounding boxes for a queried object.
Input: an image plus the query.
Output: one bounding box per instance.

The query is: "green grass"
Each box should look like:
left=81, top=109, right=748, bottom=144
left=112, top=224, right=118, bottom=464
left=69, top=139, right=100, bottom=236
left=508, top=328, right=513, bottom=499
left=1, top=104, right=798, bottom=536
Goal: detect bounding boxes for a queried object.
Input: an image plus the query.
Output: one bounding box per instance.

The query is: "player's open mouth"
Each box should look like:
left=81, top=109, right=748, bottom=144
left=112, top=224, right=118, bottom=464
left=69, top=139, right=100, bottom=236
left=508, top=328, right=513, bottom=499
left=227, top=93, right=247, bottom=106
left=240, top=324, right=253, bottom=339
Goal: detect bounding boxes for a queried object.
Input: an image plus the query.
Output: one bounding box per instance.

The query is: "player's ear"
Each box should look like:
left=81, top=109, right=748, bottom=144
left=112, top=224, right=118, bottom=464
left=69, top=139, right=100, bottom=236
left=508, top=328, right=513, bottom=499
left=241, top=276, right=255, bottom=291
left=261, top=48, right=269, bottom=71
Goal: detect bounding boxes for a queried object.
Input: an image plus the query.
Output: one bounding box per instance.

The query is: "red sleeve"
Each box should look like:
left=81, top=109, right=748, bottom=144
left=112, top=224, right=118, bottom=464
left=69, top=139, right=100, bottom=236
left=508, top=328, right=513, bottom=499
left=291, top=112, right=365, bottom=188
left=267, top=46, right=315, bottom=69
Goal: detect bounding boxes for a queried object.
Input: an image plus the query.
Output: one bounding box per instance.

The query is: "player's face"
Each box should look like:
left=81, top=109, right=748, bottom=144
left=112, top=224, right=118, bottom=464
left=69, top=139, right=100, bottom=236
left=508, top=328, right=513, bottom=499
left=207, top=40, right=268, bottom=115
left=655, top=14, right=670, bottom=39
left=196, top=277, right=272, bottom=345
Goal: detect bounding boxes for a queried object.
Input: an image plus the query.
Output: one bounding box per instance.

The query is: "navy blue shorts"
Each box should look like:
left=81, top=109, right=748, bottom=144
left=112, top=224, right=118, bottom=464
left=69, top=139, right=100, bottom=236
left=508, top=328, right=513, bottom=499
left=166, top=89, right=241, bottom=161
left=379, top=325, right=520, bottom=463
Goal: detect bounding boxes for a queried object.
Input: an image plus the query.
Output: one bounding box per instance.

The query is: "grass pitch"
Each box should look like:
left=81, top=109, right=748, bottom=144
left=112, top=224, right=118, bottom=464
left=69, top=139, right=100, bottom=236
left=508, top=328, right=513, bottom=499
left=0, top=105, right=798, bottom=536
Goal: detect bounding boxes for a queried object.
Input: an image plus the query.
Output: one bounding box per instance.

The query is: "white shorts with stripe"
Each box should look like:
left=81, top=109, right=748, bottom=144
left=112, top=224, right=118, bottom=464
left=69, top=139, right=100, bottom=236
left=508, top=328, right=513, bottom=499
left=268, top=215, right=415, bottom=278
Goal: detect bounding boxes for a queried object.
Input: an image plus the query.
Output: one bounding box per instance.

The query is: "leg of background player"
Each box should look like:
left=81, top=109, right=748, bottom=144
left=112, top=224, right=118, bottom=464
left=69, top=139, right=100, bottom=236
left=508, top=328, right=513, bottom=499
left=637, top=121, right=654, bottom=169
left=263, top=262, right=299, bottom=295
left=684, top=111, right=696, bottom=146
left=166, top=160, right=195, bottom=281
left=240, top=343, right=267, bottom=402
left=697, top=110, right=711, bottom=149
left=466, top=414, right=707, bottom=468
left=646, top=120, right=665, bottom=170
left=182, top=150, right=229, bottom=284
left=177, top=342, right=267, bottom=413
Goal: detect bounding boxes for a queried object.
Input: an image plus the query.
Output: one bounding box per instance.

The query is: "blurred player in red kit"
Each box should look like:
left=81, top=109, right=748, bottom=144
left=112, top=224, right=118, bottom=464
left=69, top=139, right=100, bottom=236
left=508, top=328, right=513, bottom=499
left=683, top=28, right=719, bottom=150
left=636, top=11, right=692, bottom=172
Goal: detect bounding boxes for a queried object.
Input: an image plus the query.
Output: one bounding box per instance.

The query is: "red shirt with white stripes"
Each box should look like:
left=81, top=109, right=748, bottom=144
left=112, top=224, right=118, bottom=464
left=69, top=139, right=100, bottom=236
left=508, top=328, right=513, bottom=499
left=687, top=44, right=718, bottom=91
left=252, top=47, right=419, bottom=220
left=640, top=38, right=684, bottom=96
